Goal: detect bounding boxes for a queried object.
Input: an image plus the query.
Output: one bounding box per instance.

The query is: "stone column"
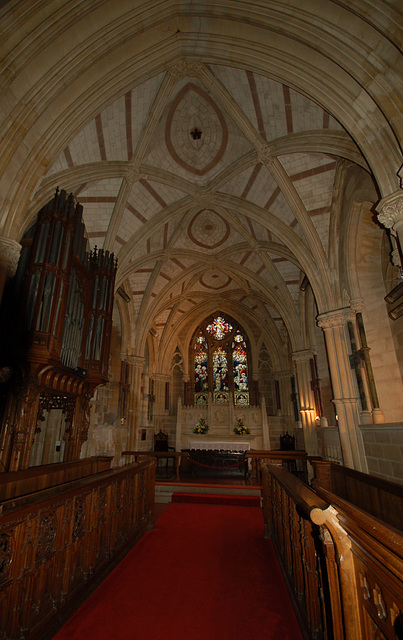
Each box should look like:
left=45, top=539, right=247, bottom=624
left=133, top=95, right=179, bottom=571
left=176, top=395, right=183, bottom=451
left=317, top=309, right=367, bottom=471
left=292, top=350, right=319, bottom=456
left=153, top=373, right=170, bottom=431
left=260, top=396, right=270, bottom=449
left=0, top=237, right=22, bottom=304
left=183, top=374, right=190, bottom=406
left=126, top=355, right=145, bottom=449
left=376, top=190, right=403, bottom=266
left=273, top=370, right=294, bottom=418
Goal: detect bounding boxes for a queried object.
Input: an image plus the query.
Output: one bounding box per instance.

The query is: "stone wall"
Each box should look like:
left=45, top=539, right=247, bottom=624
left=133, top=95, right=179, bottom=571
left=360, top=424, right=403, bottom=485
left=317, top=427, right=344, bottom=464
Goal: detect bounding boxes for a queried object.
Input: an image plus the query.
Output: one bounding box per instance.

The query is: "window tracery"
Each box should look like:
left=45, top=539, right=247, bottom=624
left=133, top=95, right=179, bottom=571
left=191, top=314, right=250, bottom=405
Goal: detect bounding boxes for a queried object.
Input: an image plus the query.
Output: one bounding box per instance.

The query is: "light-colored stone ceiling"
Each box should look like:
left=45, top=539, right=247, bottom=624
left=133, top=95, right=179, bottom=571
left=43, top=62, right=359, bottom=356
left=2, top=0, right=401, bottom=366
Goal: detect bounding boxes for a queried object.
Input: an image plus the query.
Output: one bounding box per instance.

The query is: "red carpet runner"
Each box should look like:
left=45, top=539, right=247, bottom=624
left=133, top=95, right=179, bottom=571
left=54, top=503, right=302, bottom=640
left=171, top=492, right=261, bottom=507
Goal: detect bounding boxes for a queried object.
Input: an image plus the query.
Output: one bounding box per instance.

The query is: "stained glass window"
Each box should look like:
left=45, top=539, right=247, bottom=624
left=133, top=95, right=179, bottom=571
left=206, top=316, right=233, bottom=340
left=194, top=342, right=208, bottom=405
left=192, top=315, right=250, bottom=406
left=213, top=346, right=229, bottom=402
left=233, top=338, right=249, bottom=405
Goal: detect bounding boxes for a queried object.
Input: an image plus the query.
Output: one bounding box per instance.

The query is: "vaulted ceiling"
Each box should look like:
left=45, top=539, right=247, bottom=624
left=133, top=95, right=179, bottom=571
left=1, top=0, right=402, bottom=366
left=41, top=63, right=364, bottom=356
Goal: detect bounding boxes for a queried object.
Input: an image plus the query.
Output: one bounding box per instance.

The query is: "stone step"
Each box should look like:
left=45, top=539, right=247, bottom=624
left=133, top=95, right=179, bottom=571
left=155, top=482, right=261, bottom=503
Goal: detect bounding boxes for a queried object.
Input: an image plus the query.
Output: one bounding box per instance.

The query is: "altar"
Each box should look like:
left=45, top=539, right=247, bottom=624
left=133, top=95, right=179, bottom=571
left=186, top=441, right=250, bottom=478
left=188, top=440, right=250, bottom=451
left=175, top=396, right=270, bottom=452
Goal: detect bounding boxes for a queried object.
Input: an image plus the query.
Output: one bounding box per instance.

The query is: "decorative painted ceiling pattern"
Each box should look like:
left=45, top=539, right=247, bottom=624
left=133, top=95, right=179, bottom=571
left=44, top=63, right=352, bottom=353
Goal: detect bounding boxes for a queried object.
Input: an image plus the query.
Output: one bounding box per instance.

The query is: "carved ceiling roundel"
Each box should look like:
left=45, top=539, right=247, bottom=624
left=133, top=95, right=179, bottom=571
left=188, top=209, right=230, bottom=249
left=165, top=83, right=228, bottom=175
left=200, top=270, right=232, bottom=290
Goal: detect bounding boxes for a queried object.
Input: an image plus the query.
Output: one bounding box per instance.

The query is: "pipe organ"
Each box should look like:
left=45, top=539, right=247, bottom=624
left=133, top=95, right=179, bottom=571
left=0, top=189, right=117, bottom=471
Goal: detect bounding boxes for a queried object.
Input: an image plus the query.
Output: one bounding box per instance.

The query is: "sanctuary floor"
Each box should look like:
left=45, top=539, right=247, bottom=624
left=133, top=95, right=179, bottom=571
left=154, top=465, right=256, bottom=485
left=154, top=469, right=262, bottom=519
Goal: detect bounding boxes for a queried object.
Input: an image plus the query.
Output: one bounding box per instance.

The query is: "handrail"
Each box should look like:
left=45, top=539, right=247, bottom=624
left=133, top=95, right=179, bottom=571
left=248, top=450, right=310, bottom=483
left=0, top=455, right=113, bottom=500
left=311, top=459, right=403, bottom=531
left=263, top=464, right=329, bottom=515
left=312, top=483, right=403, bottom=555
left=0, top=461, right=146, bottom=514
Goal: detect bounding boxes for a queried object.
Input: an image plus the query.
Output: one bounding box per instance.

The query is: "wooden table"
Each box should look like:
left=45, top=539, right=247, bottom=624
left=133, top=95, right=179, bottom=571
left=121, top=451, right=189, bottom=480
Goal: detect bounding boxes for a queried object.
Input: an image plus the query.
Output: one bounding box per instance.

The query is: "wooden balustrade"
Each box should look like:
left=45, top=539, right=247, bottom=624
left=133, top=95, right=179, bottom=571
left=261, top=463, right=403, bottom=640
left=122, top=449, right=310, bottom=483
left=0, top=456, right=113, bottom=501
left=0, top=459, right=155, bottom=640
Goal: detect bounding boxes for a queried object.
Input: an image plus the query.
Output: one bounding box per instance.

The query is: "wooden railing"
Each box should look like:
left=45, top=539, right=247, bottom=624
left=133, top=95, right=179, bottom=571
left=121, top=449, right=310, bottom=483
left=0, top=456, right=113, bottom=501
left=310, top=459, right=403, bottom=532
left=247, top=450, right=309, bottom=483
left=0, top=459, right=155, bottom=640
left=261, top=463, right=403, bottom=640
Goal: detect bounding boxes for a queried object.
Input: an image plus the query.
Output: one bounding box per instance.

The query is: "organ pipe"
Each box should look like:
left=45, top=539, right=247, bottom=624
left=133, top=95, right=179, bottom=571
left=22, top=188, right=117, bottom=379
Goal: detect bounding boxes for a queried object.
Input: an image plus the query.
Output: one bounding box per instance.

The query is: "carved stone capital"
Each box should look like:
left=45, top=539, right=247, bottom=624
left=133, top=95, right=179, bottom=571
left=153, top=373, right=170, bottom=382
left=273, top=369, right=293, bottom=381
left=126, top=355, right=145, bottom=369
left=350, top=298, right=365, bottom=314
left=292, top=349, right=314, bottom=364
left=317, top=306, right=354, bottom=329
left=376, top=190, right=403, bottom=230
left=169, top=60, right=204, bottom=82
left=0, top=237, right=22, bottom=278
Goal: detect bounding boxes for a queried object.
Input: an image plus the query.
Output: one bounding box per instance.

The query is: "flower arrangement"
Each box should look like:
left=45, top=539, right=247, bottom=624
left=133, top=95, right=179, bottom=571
left=193, top=418, right=209, bottom=434
left=234, top=418, right=250, bottom=435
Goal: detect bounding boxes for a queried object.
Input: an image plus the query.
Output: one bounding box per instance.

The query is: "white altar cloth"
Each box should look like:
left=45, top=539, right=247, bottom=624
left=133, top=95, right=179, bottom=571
left=188, top=440, right=250, bottom=451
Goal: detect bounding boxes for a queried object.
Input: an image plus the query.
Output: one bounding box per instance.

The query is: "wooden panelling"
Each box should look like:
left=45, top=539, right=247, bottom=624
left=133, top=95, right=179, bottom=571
left=311, top=461, right=403, bottom=531
left=0, top=460, right=155, bottom=640
left=0, top=456, right=113, bottom=500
